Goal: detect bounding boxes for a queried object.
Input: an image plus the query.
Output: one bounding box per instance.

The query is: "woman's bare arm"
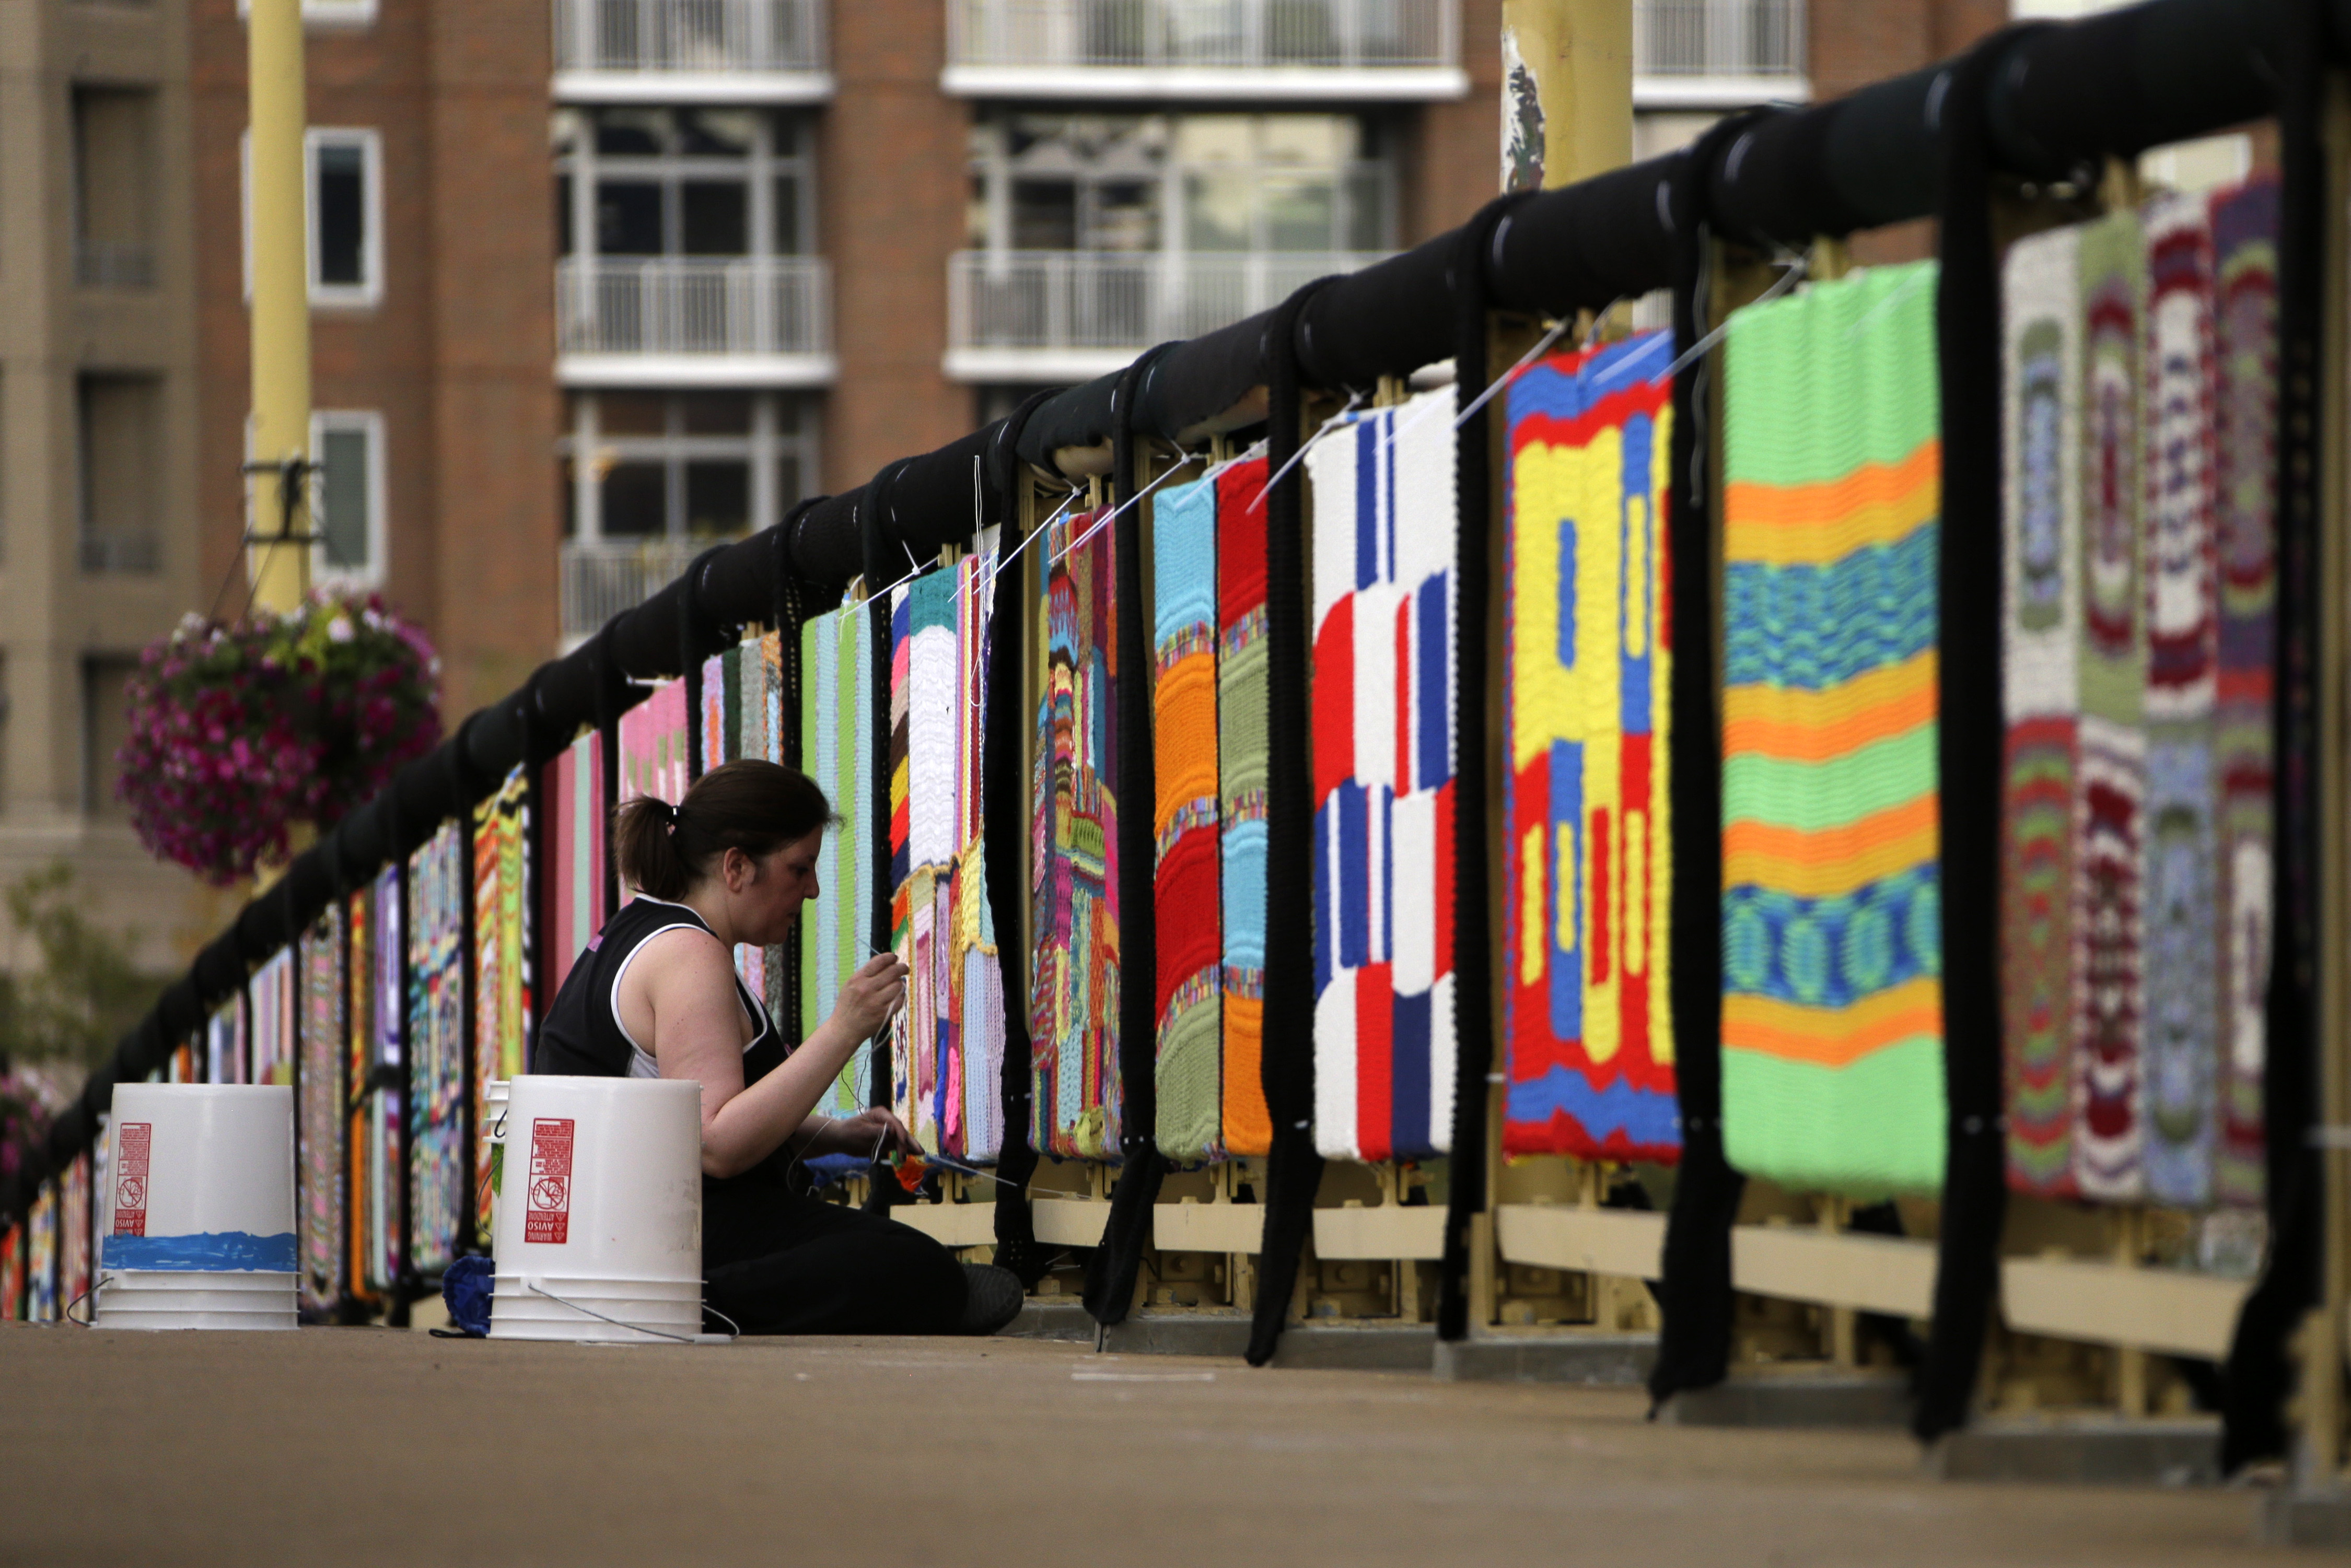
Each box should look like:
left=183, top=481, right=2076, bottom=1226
left=629, top=931, right=907, bottom=1178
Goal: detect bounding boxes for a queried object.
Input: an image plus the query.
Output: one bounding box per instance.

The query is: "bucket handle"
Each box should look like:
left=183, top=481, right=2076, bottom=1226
left=520, top=1277, right=737, bottom=1343
left=62, top=1273, right=113, bottom=1329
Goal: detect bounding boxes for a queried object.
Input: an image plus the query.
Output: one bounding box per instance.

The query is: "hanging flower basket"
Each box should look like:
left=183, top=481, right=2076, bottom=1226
left=118, top=592, right=443, bottom=887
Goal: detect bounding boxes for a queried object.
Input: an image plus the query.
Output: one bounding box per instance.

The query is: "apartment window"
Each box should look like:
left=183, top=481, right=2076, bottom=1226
left=236, top=0, right=381, bottom=24
left=309, top=129, right=381, bottom=305
left=311, top=411, right=386, bottom=588
left=83, top=655, right=140, bottom=821
left=560, top=392, right=817, bottom=543
left=78, top=375, right=160, bottom=574
left=968, top=113, right=1393, bottom=256
left=553, top=109, right=814, bottom=263
left=74, top=86, right=157, bottom=288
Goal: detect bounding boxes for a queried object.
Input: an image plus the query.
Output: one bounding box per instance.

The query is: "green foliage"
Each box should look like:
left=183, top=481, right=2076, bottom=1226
left=0, top=863, right=165, bottom=1070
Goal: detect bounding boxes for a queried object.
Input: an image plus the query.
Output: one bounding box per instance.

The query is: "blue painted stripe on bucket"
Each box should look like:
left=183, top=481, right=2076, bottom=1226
left=100, top=1232, right=298, bottom=1272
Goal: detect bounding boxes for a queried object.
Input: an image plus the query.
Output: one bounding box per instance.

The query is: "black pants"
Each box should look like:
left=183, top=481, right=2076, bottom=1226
left=703, top=1177, right=968, bottom=1336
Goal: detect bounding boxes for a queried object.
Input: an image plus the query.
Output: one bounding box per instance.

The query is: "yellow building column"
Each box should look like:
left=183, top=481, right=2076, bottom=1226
left=246, top=0, right=311, bottom=614
left=1500, top=0, right=1634, bottom=192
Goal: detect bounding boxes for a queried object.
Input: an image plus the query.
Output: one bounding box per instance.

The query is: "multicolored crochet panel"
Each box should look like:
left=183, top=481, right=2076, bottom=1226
left=363, top=865, right=403, bottom=1289
left=1720, top=261, right=1948, bottom=1199
left=1303, top=387, right=1458, bottom=1163
left=1152, top=472, right=1225, bottom=1161
left=472, top=765, right=529, bottom=1246
left=407, top=818, right=467, bottom=1273
left=299, top=907, right=346, bottom=1311
left=1502, top=333, right=1680, bottom=1163
left=618, top=675, right=689, bottom=815
left=1998, top=180, right=2276, bottom=1208
left=1214, top=458, right=1276, bottom=1156
left=543, top=728, right=607, bottom=997
left=1030, top=507, right=1122, bottom=1159
left=802, top=601, right=878, bottom=1116
left=888, top=556, right=1007, bottom=1161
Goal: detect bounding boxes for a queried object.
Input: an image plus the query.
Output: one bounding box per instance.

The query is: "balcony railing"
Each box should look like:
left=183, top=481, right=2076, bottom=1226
left=76, top=243, right=156, bottom=289
left=948, top=250, right=1390, bottom=371
left=556, top=256, right=831, bottom=362
left=947, top=0, right=1456, bottom=77
left=553, top=0, right=827, bottom=75
left=1634, top=0, right=1803, bottom=84
left=562, top=537, right=718, bottom=640
left=80, top=531, right=159, bottom=575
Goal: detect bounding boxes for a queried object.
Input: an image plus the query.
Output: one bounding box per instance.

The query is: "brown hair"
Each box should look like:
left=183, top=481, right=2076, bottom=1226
left=614, top=759, right=836, bottom=901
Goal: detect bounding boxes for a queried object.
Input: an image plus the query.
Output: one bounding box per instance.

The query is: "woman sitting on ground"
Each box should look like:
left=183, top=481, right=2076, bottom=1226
left=532, top=759, right=1022, bottom=1336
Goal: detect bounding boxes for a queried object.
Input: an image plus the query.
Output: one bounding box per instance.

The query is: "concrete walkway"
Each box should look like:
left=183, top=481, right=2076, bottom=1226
left=0, top=1321, right=2286, bottom=1565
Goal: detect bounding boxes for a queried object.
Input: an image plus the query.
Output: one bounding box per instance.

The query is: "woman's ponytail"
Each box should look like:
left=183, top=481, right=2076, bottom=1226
left=613, top=759, right=836, bottom=900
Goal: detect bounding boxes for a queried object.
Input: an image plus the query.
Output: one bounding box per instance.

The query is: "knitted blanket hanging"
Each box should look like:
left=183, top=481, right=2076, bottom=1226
left=206, top=993, right=243, bottom=1085
left=755, top=630, right=790, bottom=1029
left=251, top=946, right=295, bottom=1087
left=1302, top=385, right=1459, bottom=1163
left=1996, top=183, right=2277, bottom=1209
left=1719, top=261, right=1948, bottom=1199
left=543, top=728, right=607, bottom=998
left=701, top=651, right=728, bottom=776
left=366, top=864, right=403, bottom=1288
left=618, top=676, right=689, bottom=815
left=720, top=635, right=764, bottom=1005
left=471, top=765, right=529, bottom=1246
left=1501, top=333, right=1681, bottom=1163
left=407, top=818, right=467, bottom=1274
left=2210, top=177, right=2279, bottom=1209
left=26, top=1180, right=55, bottom=1320
left=801, top=602, right=877, bottom=1116
left=1152, top=473, right=1225, bottom=1161
left=886, top=556, right=1007, bottom=1160
left=1215, top=456, right=1275, bottom=1156
left=0, top=1216, right=20, bottom=1320
left=345, top=882, right=381, bottom=1295
left=59, top=1151, right=88, bottom=1325
left=1030, top=506, right=1122, bottom=1160
left=298, top=906, right=346, bottom=1312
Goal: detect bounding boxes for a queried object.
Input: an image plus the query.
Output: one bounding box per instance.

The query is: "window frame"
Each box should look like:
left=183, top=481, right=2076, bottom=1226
left=309, top=408, right=388, bottom=590
left=305, top=126, right=383, bottom=309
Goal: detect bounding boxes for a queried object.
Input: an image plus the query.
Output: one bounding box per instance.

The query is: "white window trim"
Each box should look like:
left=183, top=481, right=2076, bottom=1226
left=236, top=0, right=381, bottom=30
left=240, top=127, right=387, bottom=308
left=310, top=409, right=388, bottom=589
left=306, top=128, right=383, bottom=309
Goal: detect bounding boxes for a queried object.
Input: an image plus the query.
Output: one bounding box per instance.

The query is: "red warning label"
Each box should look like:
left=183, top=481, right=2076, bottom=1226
left=113, top=1122, right=152, bottom=1236
left=525, top=1117, right=575, bottom=1245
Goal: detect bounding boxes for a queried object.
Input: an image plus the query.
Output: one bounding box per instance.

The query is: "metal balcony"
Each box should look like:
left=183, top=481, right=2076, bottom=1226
left=943, top=0, right=1464, bottom=100
left=562, top=537, right=721, bottom=641
left=1632, top=0, right=1807, bottom=109
left=945, top=249, right=1390, bottom=383
left=552, top=0, right=833, bottom=103
left=555, top=256, right=836, bottom=388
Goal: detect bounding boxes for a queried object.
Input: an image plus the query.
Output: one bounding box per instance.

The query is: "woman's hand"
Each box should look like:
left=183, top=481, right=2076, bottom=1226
left=829, top=952, right=910, bottom=1042
left=822, top=1106, right=919, bottom=1162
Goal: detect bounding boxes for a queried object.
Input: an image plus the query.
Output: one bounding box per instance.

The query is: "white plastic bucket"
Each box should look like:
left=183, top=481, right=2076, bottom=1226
left=94, top=1085, right=297, bottom=1332
left=488, top=1076, right=702, bottom=1344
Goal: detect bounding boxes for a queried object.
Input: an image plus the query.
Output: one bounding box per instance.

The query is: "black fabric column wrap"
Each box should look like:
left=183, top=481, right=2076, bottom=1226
left=1248, top=279, right=1340, bottom=1367
left=391, top=800, right=418, bottom=1312
left=1646, top=119, right=1761, bottom=1408
left=2222, top=0, right=2328, bottom=1475
left=1084, top=348, right=1178, bottom=1328
left=985, top=394, right=1061, bottom=1287
left=1435, top=194, right=1527, bottom=1343
left=680, top=544, right=731, bottom=784
left=771, top=513, right=816, bottom=1049
left=1915, top=26, right=2042, bottom=1445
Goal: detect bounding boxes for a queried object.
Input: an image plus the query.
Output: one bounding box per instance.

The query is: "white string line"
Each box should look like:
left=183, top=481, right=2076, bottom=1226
left=1041, top=458, right=1195, bottom=571
left=1842, top=262, right=1935, bottom=340
left=525, top=1277, right=739, bottom=1344
left=1444, top=313, right=1576, bottom=435
left=1247, top=389, right=1367, bottom=512
left=1598, top=252, right=1810, bottom=388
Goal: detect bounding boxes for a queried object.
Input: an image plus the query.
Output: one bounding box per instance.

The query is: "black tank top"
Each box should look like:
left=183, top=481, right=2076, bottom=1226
left=532, top=896, right=801, bottom=1266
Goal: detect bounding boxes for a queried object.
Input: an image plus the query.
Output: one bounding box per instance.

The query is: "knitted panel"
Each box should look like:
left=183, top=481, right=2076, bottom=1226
left=700, top=651, right=728, bottom=775
left=344, top=883, right=376, bottom=1295
left=0, top=1221, right=19, bottom=1319
left=618, top=677, right=690, bottom=813
left=367, top=864, right=403, bottom=1288
left=1999, top=221, right=2085, bottom=1198
left=407, top=819, right=467, bottom=1274
left=2076, top=210, right=2150, bottom=1200
left=206, top=994, right=241, bottom=1084
left=471, top=765, right=529, bottom=1245
left=1720, top=261, right=1948, bottom=1198
left=2141, top=191, right=2222, bottom=1207
left=953, top=553, right=1006, bottom=1159
left=759, top=630, right=789, bottom=1030
left=543, top=729, right=607, bottom=997
left=299, top=906, right=347, bottom=1310
left=1030, top=507, right=1122, bottom=1159
left=1303, top=386, right=1459, bottom=1163
left=723, top=636, right=768, bottom=1005
left=26, top=1182, right=54, bottom=1320
left=1153, top=474, right=1225, bottom=1161
left=2212, top=177, right=2280, bottom=1209
left=801, top=604, right=876, bottom=1116
left=251, top=946, right=296, bottom=1087
left=1502, top=332, right=1680, bottom=1163
left=59, top=1152, right=88, bottom=1324
left=1216, top=457, right=1275, bottom=1155
left=892, top=569, right=959, bottom=1152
